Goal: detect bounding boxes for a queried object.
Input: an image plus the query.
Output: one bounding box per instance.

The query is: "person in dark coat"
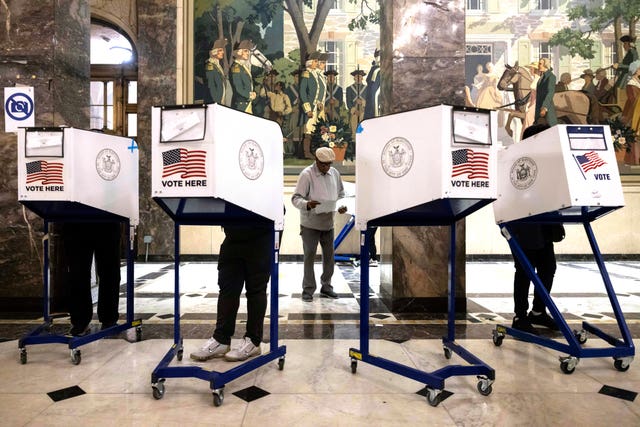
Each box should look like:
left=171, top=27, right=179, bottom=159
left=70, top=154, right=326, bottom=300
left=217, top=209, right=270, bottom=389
left=509, top=123, right=564, bottom=335
left=534, top=58, right=557, bottom=126
left=230, top=40, right=256, bottom=114
left=205, top=38, right=228, bottom=105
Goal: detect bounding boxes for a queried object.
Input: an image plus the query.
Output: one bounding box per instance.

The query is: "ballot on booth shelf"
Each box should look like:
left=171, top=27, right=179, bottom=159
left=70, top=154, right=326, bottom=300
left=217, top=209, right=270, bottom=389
left=493, top=124, right=624, bottom=224
left=17, top=127, right=139, bottom=224
left=355, top=104, right=498, bottom=229
left=151, top=103, right=284, bottom=229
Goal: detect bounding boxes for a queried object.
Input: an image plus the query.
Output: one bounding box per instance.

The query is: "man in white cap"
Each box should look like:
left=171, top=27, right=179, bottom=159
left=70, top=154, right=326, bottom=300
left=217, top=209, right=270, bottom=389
left=291, top=147, right=347, bottom=301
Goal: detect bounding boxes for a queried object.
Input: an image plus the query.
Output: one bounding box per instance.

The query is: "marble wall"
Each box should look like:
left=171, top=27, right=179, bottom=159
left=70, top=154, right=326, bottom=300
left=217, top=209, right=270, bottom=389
left=379, top=0, right=467, bottom=312
left=0, top=1, right=90, bottom=312
left=0, top=0, right=177, bottom=313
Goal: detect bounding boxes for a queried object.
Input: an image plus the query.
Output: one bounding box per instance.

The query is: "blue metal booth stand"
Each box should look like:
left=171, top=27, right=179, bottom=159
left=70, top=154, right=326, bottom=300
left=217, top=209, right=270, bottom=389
left=347, top=105, right=498, bottom=406
left=491, top=125, right=634, bottom=374
left=16, top=127, right=142, bottom=365
left=149, top=104, right=286, bottom=406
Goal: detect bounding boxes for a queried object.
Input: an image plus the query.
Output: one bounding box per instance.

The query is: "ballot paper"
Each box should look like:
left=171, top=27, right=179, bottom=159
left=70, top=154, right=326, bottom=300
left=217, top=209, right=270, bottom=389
left=314, top=199, right=337, bottom=213
left=453, top=111, right=490, bottom=145
left=161, top=109, right=205, bottom=142
left=25, top=130, right=64, bottom=157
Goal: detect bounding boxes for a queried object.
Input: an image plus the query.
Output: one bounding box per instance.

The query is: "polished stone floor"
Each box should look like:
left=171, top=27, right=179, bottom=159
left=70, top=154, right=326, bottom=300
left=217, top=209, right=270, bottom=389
left=1, top=260, right=639, bottom=425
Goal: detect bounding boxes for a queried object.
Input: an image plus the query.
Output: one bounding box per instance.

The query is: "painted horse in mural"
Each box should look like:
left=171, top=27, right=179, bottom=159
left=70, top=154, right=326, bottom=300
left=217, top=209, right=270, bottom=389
left=496, top=63, right=607, bottom=140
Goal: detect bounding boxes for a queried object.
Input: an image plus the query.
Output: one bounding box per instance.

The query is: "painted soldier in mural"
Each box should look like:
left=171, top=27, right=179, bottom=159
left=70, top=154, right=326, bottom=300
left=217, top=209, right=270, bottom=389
left=613, top=35, right=639, bottom=94
left=284, top=69, right=301, bottom=154
left=230, top=39, right=256, bottom=114
left=594, top=67, right=613, bottom=104
left=300, top=51, right=321, bottom=159
left=364, top=48, right=381, bottom=119
left=205, top=38, right=228, bottom=105
left=580, top=69, right=596, bottom=96
left=346, top=69, right=367, bottom=140
left=324, top=69, right=344, bottom=121
left=316, top=52, right=328, bottom=115
left=259, top=69, right=279, bottom=119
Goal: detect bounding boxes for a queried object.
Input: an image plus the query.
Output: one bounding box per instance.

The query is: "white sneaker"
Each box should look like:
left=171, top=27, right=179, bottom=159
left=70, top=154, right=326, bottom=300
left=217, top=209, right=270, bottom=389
left=190, top=337, right=230, bottom=361
left=369, top=259, right=379, bottom=267
left=224, top=337, right=261, bottom=362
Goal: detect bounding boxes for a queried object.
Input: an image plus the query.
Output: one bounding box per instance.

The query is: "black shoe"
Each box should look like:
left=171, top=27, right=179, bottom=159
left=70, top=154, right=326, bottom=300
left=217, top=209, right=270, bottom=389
left=68, top=325, right=90, bottom=337
left=511, top=317, right=539, bottom=335
left=528, top=311, right=559, bottom=331
left=100, top=322, right=118, bottom=331
left=302, top=294, right=313, bottom=302
left=319, top=289, right=339, bottom=299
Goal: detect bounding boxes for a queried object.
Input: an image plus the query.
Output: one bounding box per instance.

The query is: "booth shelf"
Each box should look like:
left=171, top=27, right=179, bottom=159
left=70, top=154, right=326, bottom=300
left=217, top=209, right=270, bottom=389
left=349, top=198, right=496, bottom=407
left=17, top=206, right=142, bottom=366
left=492, top=211, right=635, bottom=374
left=150, top=197, right=286, bottom=407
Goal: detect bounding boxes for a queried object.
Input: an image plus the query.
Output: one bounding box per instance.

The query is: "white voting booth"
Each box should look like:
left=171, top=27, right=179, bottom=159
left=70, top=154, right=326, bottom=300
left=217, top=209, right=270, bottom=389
left=350, top=105, right=498, bottom=406
left=491, top=124, right=633, bottom=374
left=151, top=103, right=283, bottom=229
left=356, top=104, right=498, bottom=229
left=149, top=103, right=286, bottom=406
left=493, top=124, right=624, bottom=223
left=17, top=127, right=139, bottom=224
left=16, top=127, right=141, bottom=365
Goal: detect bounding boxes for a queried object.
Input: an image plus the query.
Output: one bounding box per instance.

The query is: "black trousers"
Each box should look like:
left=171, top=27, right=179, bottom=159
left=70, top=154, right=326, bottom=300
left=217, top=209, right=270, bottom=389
left=213, top=232, right=271, bottom=347
left=512, top=243, right=557, bottom=319
left=65, top=222, right=121, bottom=329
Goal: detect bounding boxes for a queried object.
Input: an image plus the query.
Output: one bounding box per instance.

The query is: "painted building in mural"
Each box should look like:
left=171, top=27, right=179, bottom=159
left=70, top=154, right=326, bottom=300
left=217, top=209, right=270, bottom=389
left=465, top=0, right=621, bottom=91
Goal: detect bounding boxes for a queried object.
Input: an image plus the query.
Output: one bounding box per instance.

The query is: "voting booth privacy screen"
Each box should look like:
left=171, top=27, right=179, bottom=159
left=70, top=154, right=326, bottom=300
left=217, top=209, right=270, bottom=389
left=17, top=127, right=140, bottom=224
left=355, top=104, right=498, bottom=229
left=151, top=103, right=284, bottom=229
left=493, top=125, right=624, bottom=224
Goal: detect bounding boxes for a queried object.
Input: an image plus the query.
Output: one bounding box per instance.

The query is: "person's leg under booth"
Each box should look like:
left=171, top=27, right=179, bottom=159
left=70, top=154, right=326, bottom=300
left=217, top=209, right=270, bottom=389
left=301, top=226, right=321, bottom=300
left=318, top=227, right=338, bottom=298
left=94, top=222, right=121, bottom=328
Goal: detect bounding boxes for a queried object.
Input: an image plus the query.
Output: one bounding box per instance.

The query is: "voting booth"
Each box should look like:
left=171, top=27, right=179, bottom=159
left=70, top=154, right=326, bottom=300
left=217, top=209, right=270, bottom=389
left=491, top=124, right=634, bottom=374
left=349, top=105, right=497, bottom=406
left=16, top=127, right=141, bottom=364
left=149, top=103, right=286, bottom=406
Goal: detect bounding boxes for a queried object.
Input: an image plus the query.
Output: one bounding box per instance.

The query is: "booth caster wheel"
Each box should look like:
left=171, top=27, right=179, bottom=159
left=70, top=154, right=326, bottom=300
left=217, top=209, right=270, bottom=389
left=70, top=349, right=81, bottom=365
left=492, top=329, right=504, bottom=347
left=573, top=329, right=587, bottom=344
left=19, top=348, right=27, bottom=364
left=350, top=359, right=357, bottom=374
left=176, top=348, right=184, bottom=362
left=213, top=389, right=224, bottom=407
left=135, top=326, right=142, bottom=342
left=614, top=357, right=632, bottom=372
left=278, top=357, right=285, bottom=370
left=559, top=356, right=579, bottom=374
left=425, top=387, right=442, bottom=407
left=152, top=379, right=165, bottom=400
left=476, top=376, right=493, bottom=396
left=443, top=347, right=452, bottom=360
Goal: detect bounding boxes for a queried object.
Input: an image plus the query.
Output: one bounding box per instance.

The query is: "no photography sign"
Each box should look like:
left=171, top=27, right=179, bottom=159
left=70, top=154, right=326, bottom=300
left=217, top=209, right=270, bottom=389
left=4, top=87, right=35, bottom=132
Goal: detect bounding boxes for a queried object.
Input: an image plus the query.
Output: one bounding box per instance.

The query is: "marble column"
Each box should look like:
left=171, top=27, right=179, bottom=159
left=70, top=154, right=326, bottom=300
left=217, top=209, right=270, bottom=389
left=379, top=0, right=467, bottom=313
left=135, top=1, right=177, bottom=259
left=0, top=1, right=90, bottom=312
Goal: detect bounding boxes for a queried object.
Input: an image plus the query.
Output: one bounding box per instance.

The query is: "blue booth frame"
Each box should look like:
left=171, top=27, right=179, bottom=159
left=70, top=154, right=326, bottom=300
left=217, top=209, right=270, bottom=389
left=150, top=197, right=286, bottom=407
left=492, top=205, right=635, bottom=374
left=18, top=200, right=142, bottom=365
left=348, top=197, right=496, bottom=407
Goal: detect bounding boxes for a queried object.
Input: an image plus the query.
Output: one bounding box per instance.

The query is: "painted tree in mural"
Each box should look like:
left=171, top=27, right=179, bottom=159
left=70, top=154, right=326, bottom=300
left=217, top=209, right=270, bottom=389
left=549, top=0, right=639, bottom=59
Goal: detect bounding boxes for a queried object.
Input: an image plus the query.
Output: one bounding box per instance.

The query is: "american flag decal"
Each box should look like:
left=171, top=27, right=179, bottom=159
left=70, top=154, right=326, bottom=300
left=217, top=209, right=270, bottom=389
left=451, top=148, right=489, bottom=179
left=26, top=160, right=64, bottom=185
left=576, top=151, right=606, bottom=173
left=162, top=148, right=207, bottom=178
